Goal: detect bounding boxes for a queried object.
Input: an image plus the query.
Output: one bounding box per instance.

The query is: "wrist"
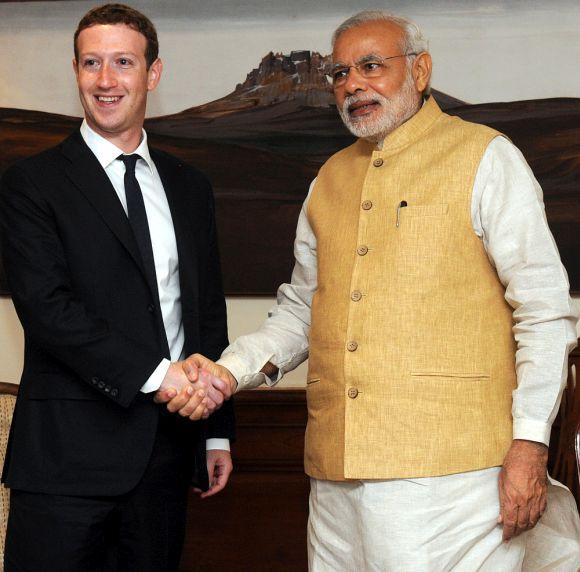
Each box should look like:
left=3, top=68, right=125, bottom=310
left=510, top=439, right=548, bottom=463
left=513, top=439, right=548, bottom=450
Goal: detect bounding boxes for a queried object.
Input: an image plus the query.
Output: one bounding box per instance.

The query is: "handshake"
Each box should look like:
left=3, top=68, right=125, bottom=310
left=153, top=354, right=237, bottom=420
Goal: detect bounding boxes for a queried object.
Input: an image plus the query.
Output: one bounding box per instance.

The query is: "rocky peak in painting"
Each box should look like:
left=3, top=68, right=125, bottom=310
left=185, top=51, right=334, bottom=116
left=233, top=51, right=333, bottom=107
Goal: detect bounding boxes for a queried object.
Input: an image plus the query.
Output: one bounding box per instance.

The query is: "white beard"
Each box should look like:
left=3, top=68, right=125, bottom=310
left=338, top=71, right=422, bottom=142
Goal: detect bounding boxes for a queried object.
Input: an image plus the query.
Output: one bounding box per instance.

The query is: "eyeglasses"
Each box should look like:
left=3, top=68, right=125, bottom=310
left=326, top=53, right=417, bottom=86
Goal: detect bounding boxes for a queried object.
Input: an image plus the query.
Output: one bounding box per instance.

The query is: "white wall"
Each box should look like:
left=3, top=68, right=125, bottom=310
left=2, top=296, right=578, bottom=386
left=0, top=299, right=24, bottom=383
left=225, top=298, right=308, bottom=387
left=1, top=0, right=580, bottom=386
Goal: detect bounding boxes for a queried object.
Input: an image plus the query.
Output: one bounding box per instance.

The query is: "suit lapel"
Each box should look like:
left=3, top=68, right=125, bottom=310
left=61, top=131, right=149, bottom=284
left=151, top=150, right=199, bottom=315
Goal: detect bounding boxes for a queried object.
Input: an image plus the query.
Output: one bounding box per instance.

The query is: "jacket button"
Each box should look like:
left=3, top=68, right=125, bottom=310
left=98, top=381, right=105, bottom=389
left=347, top=341, right=358, bottom=352
left=357, top=245, right=368, bottom=256
left=110, top=388, right=119, bottom=398
left=348, top=387, right=359, bottom=399
left=361, top=200, right=373, bottom=211
left=91, top=377, right=99, bottom=385
left=373, top=158, right=384, bottom=167
left=104, top=385, right=111, bottom=393
left=351, top=290, right=362, bottom=302
left=147, top=304, right=155, bottom=313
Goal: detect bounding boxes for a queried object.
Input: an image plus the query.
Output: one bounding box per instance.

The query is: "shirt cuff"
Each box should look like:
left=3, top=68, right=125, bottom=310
left=513, top=418, right=552, bottom=447
left=206, top=439, right=230, bottom=451
left=140, top=359, right=171, bottom=393
left=217, top=353, right=278, bottom=392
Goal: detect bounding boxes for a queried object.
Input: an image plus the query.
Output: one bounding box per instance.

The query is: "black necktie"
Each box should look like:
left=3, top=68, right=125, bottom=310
left=119, top=154, right=159, bottom=300
left=119, top=154, right=170, bottom=358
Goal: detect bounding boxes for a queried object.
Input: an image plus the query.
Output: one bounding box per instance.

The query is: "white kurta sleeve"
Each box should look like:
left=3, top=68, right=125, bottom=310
left=472, top=136, right=578, bottom=446
left=218, top=180, right=318, bottom=390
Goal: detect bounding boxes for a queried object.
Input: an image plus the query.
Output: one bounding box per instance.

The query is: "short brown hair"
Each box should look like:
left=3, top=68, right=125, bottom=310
left=74, top=3, right=159, bottom=68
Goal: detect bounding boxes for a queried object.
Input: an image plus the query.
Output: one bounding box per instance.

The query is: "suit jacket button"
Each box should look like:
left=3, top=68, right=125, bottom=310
left=147, top=304, right=155, bottom=313
left=110, top=389, right=119, bottom=398
left=347, top=341, right=358, bottom=352
left=348, top=387, right=359, bottom=399
left=91, top=377, right=99, bottom=385
left=373, top=158, right=384, bottom=167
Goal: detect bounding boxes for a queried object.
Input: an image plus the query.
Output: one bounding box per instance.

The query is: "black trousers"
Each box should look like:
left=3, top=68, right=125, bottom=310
left=4, top=414, right=194, bottom=572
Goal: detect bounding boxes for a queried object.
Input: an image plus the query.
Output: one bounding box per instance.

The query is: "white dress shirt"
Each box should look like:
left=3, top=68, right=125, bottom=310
left=80, top=121, right=229, bottom=451
left=219, top=136, right=578, bottom=447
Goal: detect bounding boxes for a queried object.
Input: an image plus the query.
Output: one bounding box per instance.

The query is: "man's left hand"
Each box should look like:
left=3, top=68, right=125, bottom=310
left=194, top=449, right=233, bottom=499
left=498, top=439, right=548, bottom=542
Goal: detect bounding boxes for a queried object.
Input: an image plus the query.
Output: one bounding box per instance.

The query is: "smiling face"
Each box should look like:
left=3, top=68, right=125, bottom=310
left=332, top=20, right=430, bottom=142
left=73, top=24, right=162, bottom=151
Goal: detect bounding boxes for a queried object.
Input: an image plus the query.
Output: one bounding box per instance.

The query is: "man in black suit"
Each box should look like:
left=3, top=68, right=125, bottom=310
left=0, top=4, right=235, bottom=570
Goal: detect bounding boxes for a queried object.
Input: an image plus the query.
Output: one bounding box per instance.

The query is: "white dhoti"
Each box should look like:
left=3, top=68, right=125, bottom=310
left=307, top=468, right=580, bottom=571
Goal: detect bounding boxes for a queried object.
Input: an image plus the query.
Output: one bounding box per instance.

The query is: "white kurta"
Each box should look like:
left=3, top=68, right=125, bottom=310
left=217, top=136, right=580, bottom=569
left=308, top=474, right=579, bottom=571
left=220, top=137, right=578, bottom=444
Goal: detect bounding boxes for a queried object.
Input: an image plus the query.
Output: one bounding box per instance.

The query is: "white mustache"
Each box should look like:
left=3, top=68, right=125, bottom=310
left=342, top=94, right=388, bottom=114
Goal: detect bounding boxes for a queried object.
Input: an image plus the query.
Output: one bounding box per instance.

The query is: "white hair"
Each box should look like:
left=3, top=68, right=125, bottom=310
left=332, top=10, right=430, bottom=93
left=332, top=10, right=429, bottom=55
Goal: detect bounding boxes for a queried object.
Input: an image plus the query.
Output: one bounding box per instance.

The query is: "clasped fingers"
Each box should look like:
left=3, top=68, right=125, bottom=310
left=174, top=388, right=209, bottom=420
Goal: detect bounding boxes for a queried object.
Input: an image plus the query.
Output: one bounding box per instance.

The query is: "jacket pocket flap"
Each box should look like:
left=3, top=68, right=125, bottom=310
left=411, top=371, right=490, bottom=380
left=404, top=204, right=449, bottom=217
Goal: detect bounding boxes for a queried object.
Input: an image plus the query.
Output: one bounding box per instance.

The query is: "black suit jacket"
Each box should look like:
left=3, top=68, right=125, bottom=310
left=0, top=131, right=234, bottom=496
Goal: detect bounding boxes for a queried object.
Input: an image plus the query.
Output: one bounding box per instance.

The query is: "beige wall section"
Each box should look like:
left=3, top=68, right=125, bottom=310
left=2, top=295, right=578, bottom=387
left=0, top=298, right=24, bottom=383
left=226, top=297, right=308, bottom=388
left=0, top=296, right=309, bottom=387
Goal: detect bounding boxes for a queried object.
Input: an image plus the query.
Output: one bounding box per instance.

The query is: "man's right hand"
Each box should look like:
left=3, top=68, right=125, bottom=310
left=154, top=362, right=222, bottom=420
left=182, top=353, right=238, bottom=399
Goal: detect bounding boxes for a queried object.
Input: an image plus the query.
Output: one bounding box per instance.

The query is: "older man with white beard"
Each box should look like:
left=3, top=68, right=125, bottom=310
left=169, top=10, right=580, bottom=571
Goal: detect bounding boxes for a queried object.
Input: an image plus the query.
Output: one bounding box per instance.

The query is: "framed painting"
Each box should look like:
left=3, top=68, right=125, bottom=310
left=1, top=1, right=579, bottom=295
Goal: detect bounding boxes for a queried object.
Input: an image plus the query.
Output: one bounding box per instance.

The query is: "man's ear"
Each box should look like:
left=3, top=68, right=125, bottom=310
left=413, top=52, right=432, bottom=94
left=147, top=58, right=163, bottom=92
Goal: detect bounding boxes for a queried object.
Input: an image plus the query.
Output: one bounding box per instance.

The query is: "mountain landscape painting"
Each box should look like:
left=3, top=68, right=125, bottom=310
left=1, top=50, right=579, bottom=295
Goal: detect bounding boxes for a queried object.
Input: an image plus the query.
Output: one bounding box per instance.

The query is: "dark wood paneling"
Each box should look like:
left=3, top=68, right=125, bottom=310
left=180, top=390, right=309, bottom=572
left=549, top=347, right=580, bottom=507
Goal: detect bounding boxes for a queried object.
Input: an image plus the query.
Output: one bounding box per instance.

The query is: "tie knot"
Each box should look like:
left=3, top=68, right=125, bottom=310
left=119, top=154, right=141, bottom=174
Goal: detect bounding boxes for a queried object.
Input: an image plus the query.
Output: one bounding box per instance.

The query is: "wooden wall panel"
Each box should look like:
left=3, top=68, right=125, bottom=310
left=180, top=390, right=309, bottom=572
left=549, top=347, right=580, bottom=507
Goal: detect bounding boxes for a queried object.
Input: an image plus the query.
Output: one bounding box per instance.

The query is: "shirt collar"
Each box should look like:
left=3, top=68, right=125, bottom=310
left=79, top=120, right=154, bottom=173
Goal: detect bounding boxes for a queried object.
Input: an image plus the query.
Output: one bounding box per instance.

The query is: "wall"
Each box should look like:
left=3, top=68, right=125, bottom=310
left=1, top=0, right=580, bottom=385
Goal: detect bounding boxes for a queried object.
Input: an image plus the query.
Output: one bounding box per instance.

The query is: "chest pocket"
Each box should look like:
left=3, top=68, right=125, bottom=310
left=393, top=203, right=452, bottom=278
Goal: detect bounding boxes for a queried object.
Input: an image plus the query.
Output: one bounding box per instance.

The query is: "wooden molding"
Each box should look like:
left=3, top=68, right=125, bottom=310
left=0, top=382, right=18, bottom=396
